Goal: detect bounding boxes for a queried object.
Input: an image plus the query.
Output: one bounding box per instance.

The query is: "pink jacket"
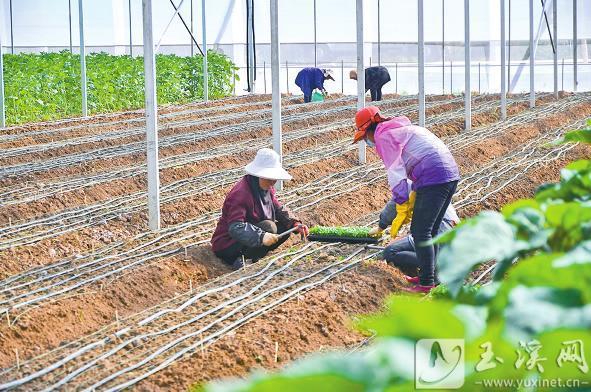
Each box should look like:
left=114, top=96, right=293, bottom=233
left=374, top=116, right=460, bottom=204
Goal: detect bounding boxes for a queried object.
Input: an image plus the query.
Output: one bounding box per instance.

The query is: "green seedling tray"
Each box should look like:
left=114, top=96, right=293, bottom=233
left=307, top=234, right=378, bottom=244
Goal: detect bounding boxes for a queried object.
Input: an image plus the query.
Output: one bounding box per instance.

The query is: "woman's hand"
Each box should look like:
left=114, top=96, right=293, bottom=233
left=262, top=233, right=280, bottom=246
left=294, top=222, right=310, bottom=237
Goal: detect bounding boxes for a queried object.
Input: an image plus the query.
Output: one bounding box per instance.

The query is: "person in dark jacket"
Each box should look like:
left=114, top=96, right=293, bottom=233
left=350, top=66, right=391, bottom=101
left=295, top=67, right=334, bottom=103
left=211, top=148, right=309, bottom=270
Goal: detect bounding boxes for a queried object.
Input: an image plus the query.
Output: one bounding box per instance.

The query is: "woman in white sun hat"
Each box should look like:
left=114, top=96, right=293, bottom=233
left=211, top=148, right=309, bottom=270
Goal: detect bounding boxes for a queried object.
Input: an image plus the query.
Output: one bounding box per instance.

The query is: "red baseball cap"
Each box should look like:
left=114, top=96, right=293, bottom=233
left=353, top=106, right=386, bottom=143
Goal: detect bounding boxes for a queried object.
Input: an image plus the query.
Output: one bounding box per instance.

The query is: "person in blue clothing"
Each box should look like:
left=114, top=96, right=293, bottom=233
left=295, top=67, right=334, bottom=103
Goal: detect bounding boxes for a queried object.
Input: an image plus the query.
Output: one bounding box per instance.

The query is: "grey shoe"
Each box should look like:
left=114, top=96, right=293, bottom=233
left=231, top=257, right=246, bottom=271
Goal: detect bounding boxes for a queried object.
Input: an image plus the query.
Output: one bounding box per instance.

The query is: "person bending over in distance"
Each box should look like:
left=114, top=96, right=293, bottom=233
left=353, top=106, right=460, bottom=293
left=295, top=67, right=334, bottom=103
left=350, top=66, right=391, bottom=101
left=211, top=148, right=309, bottom=271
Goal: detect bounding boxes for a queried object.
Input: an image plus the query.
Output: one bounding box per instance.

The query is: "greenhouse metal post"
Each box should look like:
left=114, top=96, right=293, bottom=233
left=356, top=0, right=366, bottom=164
left=501, top=0, right=507, bottom=120
left=202, top=0, right=208, bottom=102
left=313, top=0, right=317, bottom=67
left=142, top=0, right=161, bottom=231
left=9, top=0, right=13, bottom=54
left=270, top=0, right=283, bottom=190
left=553, top=0, right=557, bottom=98
left=69, top=0, right=73, bottom=53
left=418, top=0, right=425, bottom=127
left=377, top=0, right=381, bottom=66
left=464, top=0, right=471, bottom=130
left=529, top=0, right=535, bottom=107
left=0, top=26, right=4, bottom=128
left=78, top=0, right=88, bottom=117
left=129, top=0, right=133, bottom=56
left=573, top=0, right=577, bottom=92
left=442, top=0, right=445, bottom=94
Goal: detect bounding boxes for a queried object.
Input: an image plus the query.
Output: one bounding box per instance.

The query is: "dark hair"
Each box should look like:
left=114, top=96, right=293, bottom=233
left=366, top=122, right=378, bottom=135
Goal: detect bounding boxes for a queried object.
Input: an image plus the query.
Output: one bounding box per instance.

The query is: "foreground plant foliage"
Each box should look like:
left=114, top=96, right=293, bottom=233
left=2, top=51, right=238, bottom=125
left=203, top=121, right=591, bottom=392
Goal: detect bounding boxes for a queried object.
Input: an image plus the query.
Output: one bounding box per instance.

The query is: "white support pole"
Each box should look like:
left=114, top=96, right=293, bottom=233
left=270, top=0, right=283, bottom=190
left=313, top=0, right=317, bottom=67
left=69, top=0, right=73, bottom=53
left=573, top=0, right=577, bottom=92
left=78, top=0, right=88, bottom=117
left=201, top=0, right=208, bottom=102
left=529, top=0, right=535, bottom=107
left=356, top=0, right=366, bottom=164
left=0, top=24, right=5, bottom=128
left=418, top=0, right=425, bottom=127
left=142, top=0, right=161, bottom=231
left=464, top=0, right=471, bottom=130
left=377, top=0, right=381, bottom=66
left=129, top=0, right=133, bottom=56
left=553, top=0, right=558, bottom=97
left=500, top=0, right=507, bottom=120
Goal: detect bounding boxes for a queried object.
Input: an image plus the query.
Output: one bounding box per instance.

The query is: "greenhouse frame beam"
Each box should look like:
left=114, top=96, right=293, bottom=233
left=573, top=0, right=577, bottom=92
left=356, top=0, right=366, bottom=164
left=158, top=0, right=204, bottom=56
left=69, top=0, right=73, bottom=53
left=0, top=20, right=5, bottom=128
left=529, top=0, right=535, bottom=108
left=313, top=0, right=317, bottom=67
left=142, top=0, right=161, bottom=231
left=129, top=0, right=133, bottom=56
left=78, top=0, right=88, bottom=117
left=501, top=0, right=507, bottom=120
left=553, top=0, right=558, bottom=97
left=9, top=0, right=13, bottom=54
left=464, top=0, right=471, bottom=130
left=377, top=0, right=381, bottom=66
left=270, top=0, right=282, bottom=190
left=418, top=0, right=425, bottom=127
left=202, top=0, right=208, bottom=102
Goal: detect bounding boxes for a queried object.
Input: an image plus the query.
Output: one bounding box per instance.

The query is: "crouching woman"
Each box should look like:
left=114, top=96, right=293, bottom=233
left=211, top=148, right=309, bottom=270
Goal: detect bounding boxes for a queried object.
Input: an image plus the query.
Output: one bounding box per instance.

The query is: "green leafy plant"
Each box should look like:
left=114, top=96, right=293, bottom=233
left=204, top=124, right=591, bottom=391
left=308, top=226, right=373, bottom=238
left=2, top=50, right=238, bottom=125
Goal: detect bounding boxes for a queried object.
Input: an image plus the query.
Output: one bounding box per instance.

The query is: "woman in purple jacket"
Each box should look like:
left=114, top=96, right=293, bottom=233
left=211, top=148, right=309, bottom=270
left=353, top=106, right=460, bottom=293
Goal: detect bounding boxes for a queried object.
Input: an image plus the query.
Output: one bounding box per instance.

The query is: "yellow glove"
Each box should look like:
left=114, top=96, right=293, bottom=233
left=389, top=191, right=416, bottom=239
left=368, top=227, right=384, bottom=238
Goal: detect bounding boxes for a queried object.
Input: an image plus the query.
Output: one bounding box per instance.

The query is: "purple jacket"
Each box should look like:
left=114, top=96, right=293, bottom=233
left=211, top=176, right=298, bottom=252
left=374, top=116, right=460, bottom=204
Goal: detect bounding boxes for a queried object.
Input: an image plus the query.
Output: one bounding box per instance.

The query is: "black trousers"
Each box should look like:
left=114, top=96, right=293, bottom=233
left=214, top=220, right=290, bottom=265
left=370, top=86, right=384, bottom=101
left=383, top=236, right=418, bottom=276
left=410, top=181, right=458, bottom=286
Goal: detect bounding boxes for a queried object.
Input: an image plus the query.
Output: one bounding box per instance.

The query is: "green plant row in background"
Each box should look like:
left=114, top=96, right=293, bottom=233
left=2, top=50, right=238, bottom=125
left=204, top=121, right=591, bottom=391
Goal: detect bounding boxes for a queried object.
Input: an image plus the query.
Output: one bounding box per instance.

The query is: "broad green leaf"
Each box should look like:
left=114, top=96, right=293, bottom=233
left=545, top=203, right=591, bottom=250
left=504, top=285, right=591, bottom=343
left=206, top=338, right=416, bottom=392
left=555, top=129, right=591, bottom=145
left=438, top=211, right=528, bottom=296
left=357, top=296, right=465, bottom=339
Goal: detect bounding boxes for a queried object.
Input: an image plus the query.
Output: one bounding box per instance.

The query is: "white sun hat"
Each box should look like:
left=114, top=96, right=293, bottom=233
left=244, top=148, right=293, bottom=181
